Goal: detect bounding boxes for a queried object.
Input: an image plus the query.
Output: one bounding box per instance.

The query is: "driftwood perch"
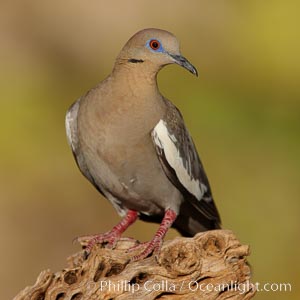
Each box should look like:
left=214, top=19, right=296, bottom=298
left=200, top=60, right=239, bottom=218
left=14, top=230, right=255, bottom=299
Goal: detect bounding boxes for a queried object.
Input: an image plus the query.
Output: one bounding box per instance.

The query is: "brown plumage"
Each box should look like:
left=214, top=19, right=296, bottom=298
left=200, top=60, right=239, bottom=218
left=66, top=28, right=221, bottom=260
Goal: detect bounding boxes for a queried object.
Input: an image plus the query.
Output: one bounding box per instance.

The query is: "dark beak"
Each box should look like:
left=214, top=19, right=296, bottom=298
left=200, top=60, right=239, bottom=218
left=169, top=54, right=198, bottom=77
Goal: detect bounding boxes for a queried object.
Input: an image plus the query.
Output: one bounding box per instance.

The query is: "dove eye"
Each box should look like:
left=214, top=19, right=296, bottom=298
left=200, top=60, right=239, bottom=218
left=149, top=39, right=161, bottom=50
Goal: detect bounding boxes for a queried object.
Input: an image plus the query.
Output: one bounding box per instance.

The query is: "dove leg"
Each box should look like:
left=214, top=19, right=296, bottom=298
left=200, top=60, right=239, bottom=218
left=77, top=210, right=138, bottom=256
left=130, top=209, right=177, bottom=261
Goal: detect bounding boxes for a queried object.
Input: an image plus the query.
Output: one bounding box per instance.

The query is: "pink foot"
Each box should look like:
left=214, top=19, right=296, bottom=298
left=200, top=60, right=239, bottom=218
left=129, top=209, right=177, bottom=261
left=80, top=231, right=121, bottom=257
left=75, top=210, right=138, bottom=258
left=130, top=236, right=164, bottom=261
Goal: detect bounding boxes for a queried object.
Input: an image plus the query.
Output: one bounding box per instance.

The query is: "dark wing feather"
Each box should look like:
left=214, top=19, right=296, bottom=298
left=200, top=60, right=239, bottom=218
left=151, top=100, right=221, bottom=225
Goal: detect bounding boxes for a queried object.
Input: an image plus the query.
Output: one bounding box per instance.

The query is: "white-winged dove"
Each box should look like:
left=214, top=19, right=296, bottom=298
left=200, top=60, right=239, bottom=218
left=66, top=28, right=221, bottom=261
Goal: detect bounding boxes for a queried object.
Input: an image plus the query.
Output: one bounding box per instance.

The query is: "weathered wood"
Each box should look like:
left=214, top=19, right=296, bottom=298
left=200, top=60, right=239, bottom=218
left=14, top=230, right=256, bottom=299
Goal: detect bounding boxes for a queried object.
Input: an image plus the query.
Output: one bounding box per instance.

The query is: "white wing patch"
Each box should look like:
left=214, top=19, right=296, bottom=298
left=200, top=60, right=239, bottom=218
left=152, top=120, right=206, bottom=201
left=65, top=100, right=80, bottom=152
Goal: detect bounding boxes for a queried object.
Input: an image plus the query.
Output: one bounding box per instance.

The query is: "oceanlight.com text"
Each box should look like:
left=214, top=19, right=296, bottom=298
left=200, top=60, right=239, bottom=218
left=86, top=279, right=292, bottom=294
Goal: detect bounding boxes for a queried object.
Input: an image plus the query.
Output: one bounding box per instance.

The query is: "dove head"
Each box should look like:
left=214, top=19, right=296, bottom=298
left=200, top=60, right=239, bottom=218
left=114, top=28, right=198, bottom=77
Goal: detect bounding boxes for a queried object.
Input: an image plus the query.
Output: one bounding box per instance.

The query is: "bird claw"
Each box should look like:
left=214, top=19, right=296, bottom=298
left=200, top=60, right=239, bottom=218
left=74, top=231, right=121, bottom=258
left=129, top=237, right=163, bottom=261
left=125, top=241, right=147, bottom=253
left=73, top=234, right=97, bottom=246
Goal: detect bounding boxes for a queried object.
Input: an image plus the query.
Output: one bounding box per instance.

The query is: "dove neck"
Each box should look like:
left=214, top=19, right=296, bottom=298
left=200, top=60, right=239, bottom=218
left=112, top=61, right=161, bottom=91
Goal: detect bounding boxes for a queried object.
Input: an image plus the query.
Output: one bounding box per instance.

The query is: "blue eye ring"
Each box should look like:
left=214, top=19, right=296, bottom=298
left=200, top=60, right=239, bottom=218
left=146, top=39, right=164, bottom=52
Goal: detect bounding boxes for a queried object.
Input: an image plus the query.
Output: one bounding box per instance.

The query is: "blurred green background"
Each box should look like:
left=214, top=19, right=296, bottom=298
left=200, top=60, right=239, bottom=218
left=1, top=1, right=299, bottom=299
